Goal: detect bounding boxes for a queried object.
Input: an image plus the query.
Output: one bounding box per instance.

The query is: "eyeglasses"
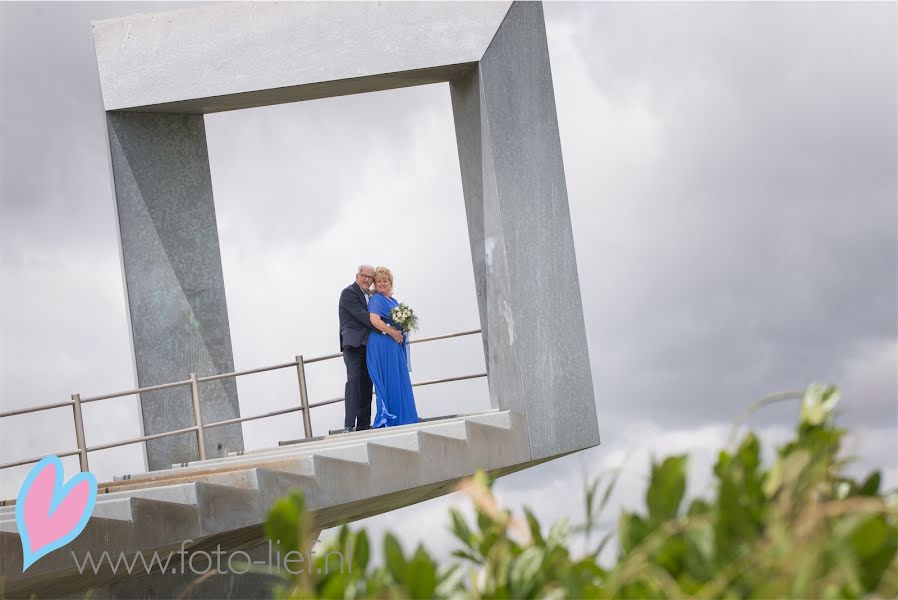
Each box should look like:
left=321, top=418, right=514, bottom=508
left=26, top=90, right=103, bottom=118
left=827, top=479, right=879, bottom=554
left=358, top=273, right=374, bottom=280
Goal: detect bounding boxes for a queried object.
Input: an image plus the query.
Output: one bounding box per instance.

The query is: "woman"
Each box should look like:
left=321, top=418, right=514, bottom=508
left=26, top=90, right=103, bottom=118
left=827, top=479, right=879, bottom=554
left=366, top=266, right=419, bottom=427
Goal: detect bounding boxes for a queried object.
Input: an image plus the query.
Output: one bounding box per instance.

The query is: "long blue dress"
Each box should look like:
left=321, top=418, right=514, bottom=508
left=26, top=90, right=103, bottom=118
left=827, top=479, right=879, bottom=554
left=366, top=293, right=419, bottom=428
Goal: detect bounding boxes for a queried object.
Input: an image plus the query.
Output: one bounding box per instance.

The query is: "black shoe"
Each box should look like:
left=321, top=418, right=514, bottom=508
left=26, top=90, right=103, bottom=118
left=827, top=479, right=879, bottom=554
left=342, top=427, right=354, bottom=433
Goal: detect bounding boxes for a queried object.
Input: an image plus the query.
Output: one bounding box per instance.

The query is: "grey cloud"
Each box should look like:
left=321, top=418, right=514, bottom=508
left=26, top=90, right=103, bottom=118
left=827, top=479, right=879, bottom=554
left=543, top=2, right=897, bottom=429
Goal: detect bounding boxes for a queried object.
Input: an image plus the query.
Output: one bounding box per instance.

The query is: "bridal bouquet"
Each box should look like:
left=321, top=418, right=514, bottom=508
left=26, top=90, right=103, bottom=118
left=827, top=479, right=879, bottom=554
left=390, top=303, right=419, bottom=333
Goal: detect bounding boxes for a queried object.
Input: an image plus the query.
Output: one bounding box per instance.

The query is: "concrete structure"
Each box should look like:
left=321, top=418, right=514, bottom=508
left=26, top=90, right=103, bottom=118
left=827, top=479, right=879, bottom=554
left=450, top=2, right=598, bottom=459
left=107, top=111, right=243, bottom=471
left=1, top=411, right=539, bottom=597
left=0, top=2, right=600, bottom=597
left=94, top=0, right=598, bottom=469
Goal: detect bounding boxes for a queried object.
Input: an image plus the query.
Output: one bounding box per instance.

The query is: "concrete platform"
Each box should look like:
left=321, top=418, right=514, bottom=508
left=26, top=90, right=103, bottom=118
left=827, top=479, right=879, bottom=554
left=0, top=410, right=551, bottom=598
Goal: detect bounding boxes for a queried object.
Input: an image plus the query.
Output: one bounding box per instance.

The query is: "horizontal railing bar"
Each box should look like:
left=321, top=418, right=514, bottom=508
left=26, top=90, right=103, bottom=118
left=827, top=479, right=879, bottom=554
left=0, top=329, right=483, bottom=419
left=0, top=400, right=74, bottom=419
left=0, top=328, right=487, bottom=477
left=308, top=396, right=344, bottom=409
left=412, top=372, right=488, bottom=388
left=303, top=329, right=482, bottom=364
left=81, top=379, right=193, bottom=404
left=302, top=352, right=342, bottom=365
left=0, top=449, right=82, bottom=471
left=197, top=361, right=298, bottom=383
left=87, top=425, right=200, bottom=453
left=409, top=329, right=481, bottom=345
left=305, top=370, right=487, bottom=410
left=204, top=405, right=302, bottom=430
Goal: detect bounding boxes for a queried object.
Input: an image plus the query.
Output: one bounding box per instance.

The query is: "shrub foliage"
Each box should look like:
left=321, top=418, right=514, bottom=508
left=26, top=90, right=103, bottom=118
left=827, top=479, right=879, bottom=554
left=264, top=385, right=897, bottom=599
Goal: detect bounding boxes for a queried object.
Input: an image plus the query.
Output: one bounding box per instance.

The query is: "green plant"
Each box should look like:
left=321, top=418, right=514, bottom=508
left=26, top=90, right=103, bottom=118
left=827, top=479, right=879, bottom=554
left=264, top=384, right=897, bottom=598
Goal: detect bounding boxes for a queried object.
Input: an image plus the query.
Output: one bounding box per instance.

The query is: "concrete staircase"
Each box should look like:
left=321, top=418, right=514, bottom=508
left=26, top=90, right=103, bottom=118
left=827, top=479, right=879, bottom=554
left=0, top=410, right=539, bottom=597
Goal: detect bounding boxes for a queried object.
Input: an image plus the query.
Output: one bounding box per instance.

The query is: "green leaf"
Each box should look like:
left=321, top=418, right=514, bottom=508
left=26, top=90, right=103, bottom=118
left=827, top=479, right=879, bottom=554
left=858, top=471, right=882, bottom=496
left=736, top=433, right=761, bottom=475
left=597, top=469, right=621, bottom=516
left=763, top=457, right=784, bottom=497
left=592, top=531, right=614, bottom=561
left=647, top=455, right=687, bottom=522
left=435, top=565, right=466, bottom=597
left=687, top=498, right=712, bottom=516
left=509, top=547, right=544, bottom=597
left=406, top=545, right=438, bottom=598
left=619, top=512, right=650, bottom=555
left=384, top=533, right=407, bottom=582
left=524, top=507, right=545, bottom=547
left=319, top=572, right=351, bottom=599
left=686, top=521, right=714, bottom=562
left=852, top=517, right=898, bottom=592
left=352, top=529, right=370, bottom=573
left=546, top=518, right=570, bottom=550
left=337, top=524, right=349, bottom=549
left=451, top=549, right=480, bottom=563
left=450, top=508, right=476, bottom=551
left=478, top=523, right=499, bottom=559
left=264, top=491, right=305, bottom=554
left=850, top=515, right=889, bottom=558
left=584, top=477, right=601, bottom=525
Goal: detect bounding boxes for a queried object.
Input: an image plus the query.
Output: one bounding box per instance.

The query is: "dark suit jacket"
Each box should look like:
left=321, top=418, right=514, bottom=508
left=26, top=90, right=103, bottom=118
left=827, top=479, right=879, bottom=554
left=339, top=282, right=377, bottom=350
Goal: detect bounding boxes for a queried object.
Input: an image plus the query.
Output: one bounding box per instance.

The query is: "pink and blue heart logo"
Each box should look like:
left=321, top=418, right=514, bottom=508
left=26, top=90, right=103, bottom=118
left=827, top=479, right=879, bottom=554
left=15, top=455, right=97, bottom=572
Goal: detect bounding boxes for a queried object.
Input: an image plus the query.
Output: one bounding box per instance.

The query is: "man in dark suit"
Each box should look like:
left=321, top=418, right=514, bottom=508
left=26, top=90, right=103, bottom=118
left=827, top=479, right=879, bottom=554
left=338, top=265, right=402, bottom=432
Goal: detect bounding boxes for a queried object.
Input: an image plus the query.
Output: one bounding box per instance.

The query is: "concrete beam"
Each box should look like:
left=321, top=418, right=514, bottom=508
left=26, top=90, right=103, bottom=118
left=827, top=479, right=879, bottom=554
left=92, top=2, right=512, bottom=113
left=107, top=112, right=244, bottom=470
left=451, top=2, right=600, bottom=459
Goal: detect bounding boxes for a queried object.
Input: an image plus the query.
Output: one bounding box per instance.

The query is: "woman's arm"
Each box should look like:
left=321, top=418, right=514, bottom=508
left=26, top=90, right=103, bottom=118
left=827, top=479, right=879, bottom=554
left=370, top=313, right=403, bottom=343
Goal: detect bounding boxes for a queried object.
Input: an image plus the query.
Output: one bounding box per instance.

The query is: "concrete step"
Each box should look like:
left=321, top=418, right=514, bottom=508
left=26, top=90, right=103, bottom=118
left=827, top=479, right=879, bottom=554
left=110, top=412, right=491, bottom=490
left=466, top=410, right=513, bottom=431
left=419, top=420, right=468, bottom=442
left=1, top=410, right=534, bottom=599
left=0, top=412, right=510, bottom=520
left=213, top=409, right=500, bottom=466
left=366, top=431, right=421, bottom=454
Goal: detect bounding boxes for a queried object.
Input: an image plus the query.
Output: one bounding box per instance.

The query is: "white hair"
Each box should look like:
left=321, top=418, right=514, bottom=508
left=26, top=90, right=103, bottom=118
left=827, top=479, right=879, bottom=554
left=357, top=264, right=375, bottom=274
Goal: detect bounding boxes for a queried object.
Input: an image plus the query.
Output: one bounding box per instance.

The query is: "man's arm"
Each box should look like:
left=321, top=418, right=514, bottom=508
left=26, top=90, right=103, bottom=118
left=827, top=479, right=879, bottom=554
left=340, top=287, right=378, bottom=332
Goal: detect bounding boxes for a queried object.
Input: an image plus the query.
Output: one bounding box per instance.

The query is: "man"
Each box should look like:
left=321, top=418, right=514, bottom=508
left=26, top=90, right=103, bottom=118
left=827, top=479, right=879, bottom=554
left=338, top=264, right=403, bottom=432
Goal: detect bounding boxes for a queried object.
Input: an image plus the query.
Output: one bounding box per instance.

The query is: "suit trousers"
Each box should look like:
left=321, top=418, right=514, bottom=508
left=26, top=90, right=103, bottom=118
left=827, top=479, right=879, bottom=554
left=342, top=344, right=373, bottom=430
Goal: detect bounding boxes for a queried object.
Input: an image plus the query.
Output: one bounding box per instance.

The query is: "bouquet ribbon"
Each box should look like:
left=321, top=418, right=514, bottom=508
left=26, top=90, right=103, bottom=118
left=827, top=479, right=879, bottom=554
left=403, top=331, right=412, bottom=372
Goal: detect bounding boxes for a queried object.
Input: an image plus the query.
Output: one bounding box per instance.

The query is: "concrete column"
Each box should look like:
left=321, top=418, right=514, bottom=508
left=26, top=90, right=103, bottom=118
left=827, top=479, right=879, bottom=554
left=450, top=2, right=599, bottom=460
left=106, top=112, right=243, bottom=470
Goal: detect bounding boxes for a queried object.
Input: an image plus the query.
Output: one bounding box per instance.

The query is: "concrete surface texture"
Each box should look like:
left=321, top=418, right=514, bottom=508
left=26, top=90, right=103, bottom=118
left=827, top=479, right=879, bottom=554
left=451, top=2, right=600, bottom=460
left=91, top=2, right=514, bottom=113
left=106, top=111, right=244, bottom=471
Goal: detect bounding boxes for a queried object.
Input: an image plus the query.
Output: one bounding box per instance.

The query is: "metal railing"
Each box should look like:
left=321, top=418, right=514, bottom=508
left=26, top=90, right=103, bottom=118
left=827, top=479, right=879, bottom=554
left=0, top=329, right=485, bottom=474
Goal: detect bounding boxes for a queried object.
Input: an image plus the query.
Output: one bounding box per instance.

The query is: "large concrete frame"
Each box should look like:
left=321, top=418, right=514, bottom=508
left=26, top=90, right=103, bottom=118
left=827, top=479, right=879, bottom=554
left=92, top=1, right=599, bottom=468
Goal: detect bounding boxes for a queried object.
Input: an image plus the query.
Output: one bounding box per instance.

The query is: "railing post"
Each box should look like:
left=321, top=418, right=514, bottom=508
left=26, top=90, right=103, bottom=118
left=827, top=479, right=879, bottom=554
left=71, top=394, right=89, bottom=472
left=189, top=373, right=207, bottom=461
left=295, top=355, right=313, bottom=438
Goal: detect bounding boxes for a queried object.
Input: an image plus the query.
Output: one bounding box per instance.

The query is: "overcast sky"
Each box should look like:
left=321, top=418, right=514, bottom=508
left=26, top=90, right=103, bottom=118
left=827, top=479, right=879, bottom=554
left=1, top=0, right=896, bottom=565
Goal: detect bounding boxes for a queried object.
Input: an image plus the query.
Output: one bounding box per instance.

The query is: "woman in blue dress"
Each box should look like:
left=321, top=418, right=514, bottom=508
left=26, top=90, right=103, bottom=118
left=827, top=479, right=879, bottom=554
left=366, top=266, right=419, bottom=427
